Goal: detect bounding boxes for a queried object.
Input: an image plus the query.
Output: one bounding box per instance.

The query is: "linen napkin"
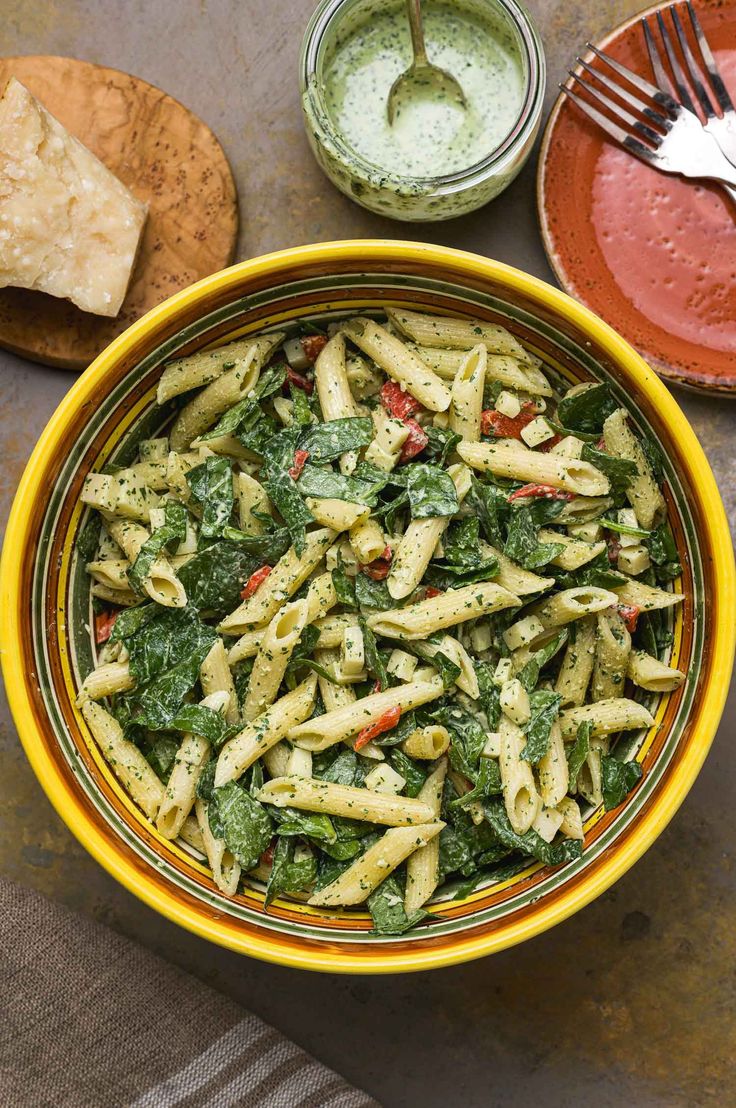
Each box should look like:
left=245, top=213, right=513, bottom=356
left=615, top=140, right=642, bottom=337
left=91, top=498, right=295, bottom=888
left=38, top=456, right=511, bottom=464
left=0, top=878, right=380, bottom=1107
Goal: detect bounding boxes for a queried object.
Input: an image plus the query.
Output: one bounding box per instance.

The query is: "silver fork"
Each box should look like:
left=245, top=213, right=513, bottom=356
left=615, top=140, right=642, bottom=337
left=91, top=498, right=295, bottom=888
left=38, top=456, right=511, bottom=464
left=642, top=1, right=736, bottom=168
left=561, top=44, right=736, bottom=194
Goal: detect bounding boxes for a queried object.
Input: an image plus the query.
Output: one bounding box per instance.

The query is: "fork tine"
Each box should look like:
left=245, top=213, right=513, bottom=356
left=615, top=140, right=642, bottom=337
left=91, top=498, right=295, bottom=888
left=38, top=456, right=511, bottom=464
left=569, top=71, right=664, bottom=146
left=560, top=84, right=659, bottom=168
left=686, top=0, right=734, bottom=113
left=577, top=55, right=672, bottom=128
left=574, top=60, right=669, bottom=136
left=586, top=42, right=681, bottom=116
left=671, top=6, right=716, bottom=118
left=652, top=11, right=698, bottom=115
left=642, top=17, right=676, bottom=97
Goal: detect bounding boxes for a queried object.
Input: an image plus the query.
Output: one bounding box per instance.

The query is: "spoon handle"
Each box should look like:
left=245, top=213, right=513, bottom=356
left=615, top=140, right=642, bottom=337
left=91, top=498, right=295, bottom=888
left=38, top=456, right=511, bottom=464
left=406, top=0, right=430, bottom=67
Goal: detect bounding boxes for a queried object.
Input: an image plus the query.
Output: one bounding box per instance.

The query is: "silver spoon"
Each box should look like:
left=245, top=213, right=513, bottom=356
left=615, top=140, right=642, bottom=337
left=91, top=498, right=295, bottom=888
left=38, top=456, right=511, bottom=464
left=387, top=0, right=467, bottom=125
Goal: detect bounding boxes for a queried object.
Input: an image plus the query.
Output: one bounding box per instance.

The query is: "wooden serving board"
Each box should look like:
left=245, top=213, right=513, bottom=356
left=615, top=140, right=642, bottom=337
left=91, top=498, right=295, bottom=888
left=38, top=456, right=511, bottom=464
left=0, top=56, right=239, bottom=370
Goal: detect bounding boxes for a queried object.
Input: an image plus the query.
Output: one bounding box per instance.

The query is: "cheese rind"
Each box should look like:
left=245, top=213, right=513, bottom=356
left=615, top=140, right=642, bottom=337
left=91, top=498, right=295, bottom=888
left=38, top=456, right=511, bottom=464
left=0, top=77, right=147, bottom=317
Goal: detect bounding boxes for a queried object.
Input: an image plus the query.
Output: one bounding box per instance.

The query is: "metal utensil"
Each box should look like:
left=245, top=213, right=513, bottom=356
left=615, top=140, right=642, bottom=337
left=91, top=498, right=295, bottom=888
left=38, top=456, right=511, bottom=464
left=561, top=44, right=736, bottom=195
left=642, top=1, right=736, bottom=168
left=387, top=0, right=467, bottom=125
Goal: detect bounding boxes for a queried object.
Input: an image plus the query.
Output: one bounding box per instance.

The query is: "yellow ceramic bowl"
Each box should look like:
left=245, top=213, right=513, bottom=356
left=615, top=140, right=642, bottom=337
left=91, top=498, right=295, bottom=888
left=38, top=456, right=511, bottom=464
left=2, top=241, right=734, bottom=973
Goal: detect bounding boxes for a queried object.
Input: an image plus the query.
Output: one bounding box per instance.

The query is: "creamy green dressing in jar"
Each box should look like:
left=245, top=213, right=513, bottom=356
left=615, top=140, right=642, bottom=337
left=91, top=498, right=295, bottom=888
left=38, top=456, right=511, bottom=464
left=300, top=0, right=545, bottom=221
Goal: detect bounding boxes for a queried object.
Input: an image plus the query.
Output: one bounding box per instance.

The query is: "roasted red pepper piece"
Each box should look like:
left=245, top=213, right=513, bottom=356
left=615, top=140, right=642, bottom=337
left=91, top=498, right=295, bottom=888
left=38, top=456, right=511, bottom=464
left=300, top=334, right=328, bottom=363
left=94, top=609, right=119, bottom=645
left=616, top=603, right=640, bottom=633
left=399, top=418, right=428, bottom=462
left=480, top=403, right=536, bottom=439
left=507, top=483, right=575, bottom=502
left=423, top=586, right=443, bottom=599
left=607, top=537, right=621, bottom=564
left=354, top=705, right=402, bottom=751
left=286, top=366, right=314, bottom=394
left=241, top=564, right=272, bottom=599
left=380, top=380, right=421, bottom=420
left=288, top=449, right=310, bottom=480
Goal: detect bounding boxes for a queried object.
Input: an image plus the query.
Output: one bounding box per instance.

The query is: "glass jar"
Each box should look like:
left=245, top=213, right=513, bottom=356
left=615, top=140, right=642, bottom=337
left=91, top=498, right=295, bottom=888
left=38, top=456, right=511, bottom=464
left=299, top=0, right=545, bottom=222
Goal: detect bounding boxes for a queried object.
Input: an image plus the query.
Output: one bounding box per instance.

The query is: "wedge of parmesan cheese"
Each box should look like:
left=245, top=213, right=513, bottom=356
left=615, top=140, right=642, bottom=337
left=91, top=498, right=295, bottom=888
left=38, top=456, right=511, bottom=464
left=0, top=77, right=147, bottom=317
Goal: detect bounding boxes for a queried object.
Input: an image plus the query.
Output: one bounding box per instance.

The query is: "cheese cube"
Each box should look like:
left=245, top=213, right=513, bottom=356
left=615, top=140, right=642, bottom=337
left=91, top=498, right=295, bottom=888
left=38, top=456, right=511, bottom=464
left=520, top=416, right=556, bottom=448
left=495, top=390, right=521, bottom=418
left=364, top=765, right=406, bottom=795
left=0, top=77, right=147, bottom=316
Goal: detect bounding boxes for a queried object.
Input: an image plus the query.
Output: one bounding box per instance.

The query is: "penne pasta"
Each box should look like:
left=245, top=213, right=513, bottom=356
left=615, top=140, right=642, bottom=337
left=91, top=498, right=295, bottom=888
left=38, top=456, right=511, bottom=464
left=458, top=440, right=610, bottom=497
left=258, top=776, right=436, bottom=826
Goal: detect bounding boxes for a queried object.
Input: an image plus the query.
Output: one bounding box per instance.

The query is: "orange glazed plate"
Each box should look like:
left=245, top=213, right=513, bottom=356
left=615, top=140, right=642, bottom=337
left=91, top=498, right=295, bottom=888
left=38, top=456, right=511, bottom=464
left=538, top=0, right=736, bottom=396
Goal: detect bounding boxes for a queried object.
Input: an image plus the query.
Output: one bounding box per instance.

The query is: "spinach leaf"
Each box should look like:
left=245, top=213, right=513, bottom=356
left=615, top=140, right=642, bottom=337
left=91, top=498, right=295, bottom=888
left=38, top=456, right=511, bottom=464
left=557, top=384, right=617, bottom=435
left=331, top=564, right=357, bottom=608
left=221, top=524, right=291, bottom=565
left=521, top=691, right=561, bottom=764
left=433, top=704, right=486, bottom=780
left=260, top=428, right=314, bottom=554
left=315, top=748, right=362, bottom=787
left=449, top=757, right=502, bottom=808
left=505, top=507, right=564, bottom=569
left=517, top=629, right=568, bottom=692
left=566, top=720, right=592, bottom=788
left=123, top=606, right=217, bottom=728
left=424, top=425, right=461, bottom=466
left=600, top=518, right=650, bottom=539
left=177, top=541, right=257, bottom=616
left=209, top=781, right=273, bottom=870
left=298, top=417, right=374, bottom=463
left=110, top=603, right=157, bottom=644
left=126, top=605, right=216, bottom=686
left=289, top=381, right=313, bottom=426
left=354, top=573, right=395, bottom=611
left=602, top=755, right=643, bottom=810
left=475, top=661, right=501, bottom=729
left=127, top=501, right=188, bottom=595
left=144, top=735, right=179, bottom=782
left=581, top=445, right=638, bottom=504
left=483, top=798, right=583, bottom=866
left=150, top=703, right=228, bottom=747
left=426, top=518, right=499, bottom=589
left=646, top=524, right=681, bottom=583
left=388, top=749, right=426, bottom=798
left=406, top=463, right=460, bottom=520
left=467, top=476, right=508, bottom=547
left=272, top=806, right=337, bottom=845
left=368, top=874, right=428, bottom=935
left=265, top=838, right=317, bottom=907
left=186, top=456, right=234, bottom=539
left=408, top=641, right=461, bottom=689
left=297, top=464, right=384, bottom=506
left=438, top=818, right=503, bottom=878
left=360, top=617, right=390, bottom=690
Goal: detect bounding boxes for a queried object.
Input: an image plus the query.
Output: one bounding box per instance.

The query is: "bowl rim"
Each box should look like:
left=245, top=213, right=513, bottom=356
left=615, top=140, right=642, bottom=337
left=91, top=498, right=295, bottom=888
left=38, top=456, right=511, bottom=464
left=2, top=239, right=734, bottom=973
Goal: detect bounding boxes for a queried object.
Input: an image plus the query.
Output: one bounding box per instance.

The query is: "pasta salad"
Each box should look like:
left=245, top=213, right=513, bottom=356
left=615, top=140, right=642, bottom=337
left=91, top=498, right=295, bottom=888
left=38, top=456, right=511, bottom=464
left=76, top=307, right=685, bottom=933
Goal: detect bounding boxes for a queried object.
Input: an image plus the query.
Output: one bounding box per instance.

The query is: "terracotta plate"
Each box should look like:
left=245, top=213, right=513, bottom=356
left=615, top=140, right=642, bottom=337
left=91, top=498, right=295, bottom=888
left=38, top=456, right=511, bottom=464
left=538, top=0, right=736, bottom=396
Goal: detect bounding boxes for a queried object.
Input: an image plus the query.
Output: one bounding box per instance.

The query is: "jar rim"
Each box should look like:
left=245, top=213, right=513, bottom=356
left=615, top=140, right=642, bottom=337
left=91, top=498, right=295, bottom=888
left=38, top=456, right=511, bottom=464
left=299, top=0, right=546, bottom=191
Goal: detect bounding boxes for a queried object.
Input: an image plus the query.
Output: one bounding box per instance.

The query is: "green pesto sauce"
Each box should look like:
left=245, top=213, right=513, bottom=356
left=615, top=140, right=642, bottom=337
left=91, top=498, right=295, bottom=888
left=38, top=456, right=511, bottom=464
left=322, top=1, right=525, bottom=179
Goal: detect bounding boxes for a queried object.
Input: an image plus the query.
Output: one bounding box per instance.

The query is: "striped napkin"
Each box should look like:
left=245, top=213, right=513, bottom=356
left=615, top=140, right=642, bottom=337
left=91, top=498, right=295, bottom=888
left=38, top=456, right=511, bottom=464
left=0, top=878, right=380, bottom=1107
